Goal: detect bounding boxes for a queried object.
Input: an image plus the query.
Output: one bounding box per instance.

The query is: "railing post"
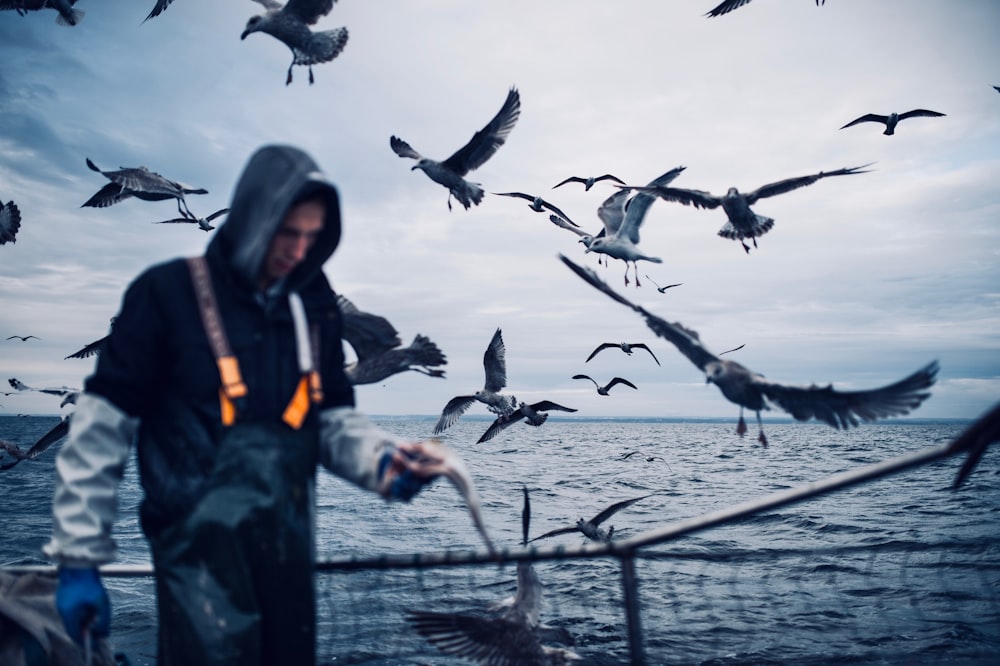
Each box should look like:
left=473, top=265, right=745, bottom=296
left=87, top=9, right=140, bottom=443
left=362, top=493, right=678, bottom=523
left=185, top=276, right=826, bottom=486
left=620, top=553, right=645, bottom=665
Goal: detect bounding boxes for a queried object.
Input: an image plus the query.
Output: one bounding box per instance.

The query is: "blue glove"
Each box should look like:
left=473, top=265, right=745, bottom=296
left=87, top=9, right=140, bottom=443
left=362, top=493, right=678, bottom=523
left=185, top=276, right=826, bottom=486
left=56, top=566, right=110, bottom=644
left=378, top=449, right=434, bottom=502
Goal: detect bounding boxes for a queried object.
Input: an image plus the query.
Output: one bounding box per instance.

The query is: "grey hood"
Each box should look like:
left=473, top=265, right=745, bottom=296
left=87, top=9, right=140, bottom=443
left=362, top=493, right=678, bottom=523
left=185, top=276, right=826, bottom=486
left=207, top=144, right=342, bottom=292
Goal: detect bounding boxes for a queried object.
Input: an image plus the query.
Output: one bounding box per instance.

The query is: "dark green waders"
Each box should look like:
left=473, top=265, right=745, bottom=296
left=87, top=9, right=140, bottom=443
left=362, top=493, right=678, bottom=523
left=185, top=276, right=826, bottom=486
left=149, top=421, right=319, bottom=666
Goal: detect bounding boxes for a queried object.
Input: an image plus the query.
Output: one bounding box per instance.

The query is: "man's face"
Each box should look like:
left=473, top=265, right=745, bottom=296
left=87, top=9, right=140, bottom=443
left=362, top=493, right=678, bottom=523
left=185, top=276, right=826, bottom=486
left=260, top=198, right=325, bottom=289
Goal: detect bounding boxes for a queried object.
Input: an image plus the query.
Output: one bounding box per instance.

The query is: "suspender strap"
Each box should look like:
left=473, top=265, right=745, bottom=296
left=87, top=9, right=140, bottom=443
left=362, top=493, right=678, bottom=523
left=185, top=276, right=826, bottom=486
left=282, top=292, right=324, bottom=429
left=187, top=256, right=247, bottom=425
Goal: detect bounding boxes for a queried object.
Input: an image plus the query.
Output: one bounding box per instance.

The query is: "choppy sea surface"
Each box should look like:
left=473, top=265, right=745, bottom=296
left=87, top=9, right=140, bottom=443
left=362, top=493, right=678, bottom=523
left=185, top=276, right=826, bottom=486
left=2, top=414, right=998, bottom=665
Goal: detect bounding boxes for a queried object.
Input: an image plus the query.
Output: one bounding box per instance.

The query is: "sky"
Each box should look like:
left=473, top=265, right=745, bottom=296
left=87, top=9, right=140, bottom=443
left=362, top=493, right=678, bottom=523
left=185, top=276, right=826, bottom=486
left=1, top=0, right=998, bottom=423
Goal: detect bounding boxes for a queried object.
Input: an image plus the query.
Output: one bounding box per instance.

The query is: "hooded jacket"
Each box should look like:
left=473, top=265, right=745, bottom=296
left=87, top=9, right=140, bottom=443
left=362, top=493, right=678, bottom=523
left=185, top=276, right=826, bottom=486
left=45, top=146, right=400, bottom=565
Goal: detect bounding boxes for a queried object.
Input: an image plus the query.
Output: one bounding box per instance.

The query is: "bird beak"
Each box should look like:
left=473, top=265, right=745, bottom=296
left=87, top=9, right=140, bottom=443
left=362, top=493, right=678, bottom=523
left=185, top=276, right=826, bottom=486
left=240, top=30, right=250, bottom=40
left=410, top=165, right=419, bottom=171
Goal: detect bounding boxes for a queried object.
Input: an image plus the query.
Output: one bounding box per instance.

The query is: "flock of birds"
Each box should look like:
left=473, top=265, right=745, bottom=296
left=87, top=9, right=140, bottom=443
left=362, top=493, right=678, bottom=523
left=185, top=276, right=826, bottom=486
left=2, top=4, right=993, bottom=665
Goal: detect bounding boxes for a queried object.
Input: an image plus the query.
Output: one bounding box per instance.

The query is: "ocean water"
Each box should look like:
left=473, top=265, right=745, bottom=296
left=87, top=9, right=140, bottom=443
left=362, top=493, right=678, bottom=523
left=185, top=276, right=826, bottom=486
left=2, top=414, right=998, bottom=665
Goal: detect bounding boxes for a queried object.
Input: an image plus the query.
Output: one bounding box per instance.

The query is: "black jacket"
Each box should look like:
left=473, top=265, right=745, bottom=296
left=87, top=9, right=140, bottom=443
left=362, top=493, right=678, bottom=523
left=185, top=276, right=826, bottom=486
left=86, top=145, right=355, bottom=536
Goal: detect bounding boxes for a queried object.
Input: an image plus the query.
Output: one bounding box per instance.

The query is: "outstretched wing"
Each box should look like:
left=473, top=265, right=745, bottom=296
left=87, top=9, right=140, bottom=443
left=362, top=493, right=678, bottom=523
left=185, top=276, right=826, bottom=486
left=618, top=165, right=687, bottom=243
left=477, top=408, right=526, bottom=444
left=585, top=343, right=617, bottom=363
left=529, top=400, right=577, bottom=413
left=284, top=0, right=336, bottom=25
left=632, top=343, right=660, bottom=366
left=337, top=294, right=402, bottom=360
left=745, top=164, right=872, bottom=204
left=442, top=87, right=521, bottom=176
left=590, top=494, right=651, bottom=527
left=839, top=114, right=888, bottom=129
left=607, top=377, right=638, bottom=391
left=65, top=335, right=109, bottom=359
left=640, top=185, right=722, bottom=210
left=898, top=109, right=946, bottom=121
left=434, top=395, right=477, bottom=434
left=406, top=610, right=542, bottom=665
left=0, top=200, right=21, bottom=245
left=705, top=0, right=754, bottom=17
left=755, top=361, right=939, bottom=429
left=482, top=328, right=507, bottom=393
left=560, top=255, right=719, bottom=371
left=389, top=135, right=422, bottom=161
left=143, top=0, right=176, bottom=22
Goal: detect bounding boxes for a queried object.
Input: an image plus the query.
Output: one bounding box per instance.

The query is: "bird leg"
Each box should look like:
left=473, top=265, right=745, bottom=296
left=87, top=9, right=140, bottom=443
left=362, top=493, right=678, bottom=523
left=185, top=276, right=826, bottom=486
left=736, top=407, right=748, bottom=437
left=308, top=65, right=315, bottom=85
left=741, top=241, right=751, bottom=254
left=286, top=62, right=294, bottom=86
left=756, top=411, right=768, bottom=447
left=632, top=263, right=641, bottom=288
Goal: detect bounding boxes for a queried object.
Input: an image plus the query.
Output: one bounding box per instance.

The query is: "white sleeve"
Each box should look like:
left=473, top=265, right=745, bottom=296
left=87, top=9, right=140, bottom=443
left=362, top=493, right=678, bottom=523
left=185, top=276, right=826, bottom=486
left=318, top=406, right=399, bottom=493
left=42, top=393, right=139, bottom=566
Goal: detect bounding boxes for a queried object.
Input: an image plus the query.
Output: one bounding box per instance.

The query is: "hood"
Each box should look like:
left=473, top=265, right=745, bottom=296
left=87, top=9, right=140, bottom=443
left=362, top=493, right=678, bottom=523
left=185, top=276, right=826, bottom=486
left=207, top=144, right=342, bottom=292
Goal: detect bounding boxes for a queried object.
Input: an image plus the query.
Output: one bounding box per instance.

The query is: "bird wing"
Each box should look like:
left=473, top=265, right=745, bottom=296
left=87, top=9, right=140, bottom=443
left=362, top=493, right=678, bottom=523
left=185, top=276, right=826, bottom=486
left=585, top=342, right=617, bottom=363
left=441, top=87, right=521, bottom=176
left=641, top=185, right=721, bottom=210
left=617, top=166, right=686, bottom=243
left=284, top=0, right=336, bottom=25
left=596, top=189, right=629, bottom=235
left=389, top=135, right=423, bottom=161
left=632, top=343, right=660, bottom=366
left=607, top=377, right=638, bottom=391
left=337, top=294, right=402, bottom=360
left=82, top=182, right=133, bottom=208
left=529, top=525, right=580, bottom=542
left=23, top=417, right=70, bottom=460
left=572, top=374, right=598, bottom=388
left=754, top=361, right=939, bottom=429
left=143, top=0, right=175, bottom=22
left=482, top=328, right=508, bottom=393
left=552, top=176, right=586, bottom=189
left=493, top=191, right=534, bottom=203
left=705, top=0, right=754, bottom=17
left=590, top=494, right=651, bottom=527
left=744, top=164, right=872, bottom=204
left=406, top=610, right=542, bottom=666
left=897, top=109, right=946, bottom=120
left=538, top=199, right=576, bottom=226
left=434, top=395, right=476, bottom=434
left=839, top=113, right=888, bottom=129
left=560, top=255, right=719, bottom=371
left=477, top=408, right=527, bottom=444
left=529, top=400, right=577, bottom=413
left=594, top=174, right=626, bottom=186
left=0, top=200, right=21, bottom=245
left=547, top=214, right=587, bottom=236
left=65, top=335, right=109, bottom=359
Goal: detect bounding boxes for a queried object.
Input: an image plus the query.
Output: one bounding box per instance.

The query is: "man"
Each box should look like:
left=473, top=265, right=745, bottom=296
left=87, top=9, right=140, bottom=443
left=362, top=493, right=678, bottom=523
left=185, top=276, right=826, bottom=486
left=44, top=145, right=448, bottom=664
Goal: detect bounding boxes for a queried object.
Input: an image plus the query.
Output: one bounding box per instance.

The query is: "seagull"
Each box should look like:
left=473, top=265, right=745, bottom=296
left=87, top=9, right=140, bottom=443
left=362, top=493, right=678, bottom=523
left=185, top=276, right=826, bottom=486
left=337, top=294, right=447, bottom=385
left=390, top=87, right=521, bottom=211
left=561, top=254, right=939, bottom=446
left=0, top=198, right=21, bottom=245
left=620, top=451, right=667, bottom=463
left=7, top=377, right=80, bottom=398
left=706, top=0, right=825, bottom=18
left=153, top=208, right=229, bottom=232
left=585, top=342, right=660, bottom=366
left=142, top=0, right=175, bottom=22
left=434, top=328, right=518, bottom=434
left=572, top=374, right=637, bottom=396
left=477, top=400, right=578, bottom=444
left=406, top=487, right=579, bottom=666
left=6, top=335, right=40, bottom=342
left=840, top=109, right=946, bottom=135
left=241, top=0, right=349, bottom=85
left=552, top=174, right=626, bottom=191
left=65, top=317, right=116, bottom=360
left=530, top=493, right=651, bottom=544
left=586, top=166, right=687, bottom=287
left=645, top=275, right=682, bottom=293
left=493, top=192, right=578, bottom=227
left=624, top=163, right=872, bottom=253
left=1, top=414, right=70, bottom=471
left=82, top=157, right=208, bottom=220
left=1, top=0, right=84, bottom=25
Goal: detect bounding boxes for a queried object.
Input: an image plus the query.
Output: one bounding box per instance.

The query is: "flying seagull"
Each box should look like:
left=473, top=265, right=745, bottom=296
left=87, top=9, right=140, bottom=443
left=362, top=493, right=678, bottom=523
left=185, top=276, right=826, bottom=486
left=586, top=166, right=687, bottom=287
left=434, top=328, right=518, bottom=434
left=241, top=0, right=349, bottom=85
left=1, top=0, right=84, bottom=25
left=561, top=254, right=939, bottom=446
left=1, top=414, right=70, bottom=471
left=839, top=109, right=946, bottom=135
left=493, top=191, right=578, bottom=227
left=82, top=157, right=208, bottom=220
left=477, top=400, right=578, bottom=444
left=623, top=163, right=872, bottom=253
left=0, top=198, right=21, bottom=245
left=6, top=335, right=40, bottom=342
left=585, top=342, right=660, bottom=366
left=706, top=0, right=825, bottom=18
left=645, top=275, right=682, bottom=293
left=337, top=294, right=447, bottom=385
left=390, top=87, right=521, bottom=211
left=530, top=493, right=652, bottom=544
left=572, top=374, right=637, bottom=396
left=65, top=316, right=116, bottom=360
left=153, top=208, right=229, bottom=232
left=8, top=377, right=80, bottom=399
left=552, top=174, right=625, bottom=191
left=406, top=487, right=579, bottom=665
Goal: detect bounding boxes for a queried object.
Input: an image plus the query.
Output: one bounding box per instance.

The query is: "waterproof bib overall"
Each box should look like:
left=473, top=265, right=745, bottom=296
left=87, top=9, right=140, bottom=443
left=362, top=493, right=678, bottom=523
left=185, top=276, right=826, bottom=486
left=147, top=256, right=323, bottom=665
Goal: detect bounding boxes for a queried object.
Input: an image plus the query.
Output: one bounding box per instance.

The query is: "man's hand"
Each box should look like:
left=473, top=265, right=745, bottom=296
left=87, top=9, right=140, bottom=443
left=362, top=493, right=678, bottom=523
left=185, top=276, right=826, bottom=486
left=56, top=566, right=110, bottom=644
left=377, top=441, right=446, bottom=501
